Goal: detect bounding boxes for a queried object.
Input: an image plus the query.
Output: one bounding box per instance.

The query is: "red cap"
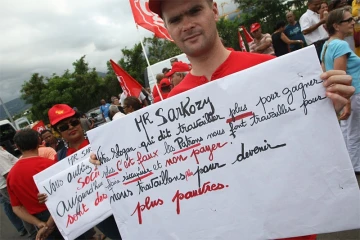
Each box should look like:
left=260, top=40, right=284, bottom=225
left=165, top=61, right=191, bottom=77
left=250, top=23, right=261, bottom=33
left=149, top=0, right=162, bottom=17
left=160, top=78, right=171, bottom=87
left=48, top=104, right=76, bottom=126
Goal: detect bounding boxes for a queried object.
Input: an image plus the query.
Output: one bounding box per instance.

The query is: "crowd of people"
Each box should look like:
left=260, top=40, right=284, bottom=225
left=0, top=0, right=359, bottom=240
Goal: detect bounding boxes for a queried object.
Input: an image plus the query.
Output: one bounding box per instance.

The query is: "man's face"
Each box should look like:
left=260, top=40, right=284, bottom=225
left=41, top=131, right=55, bottom=144
left=100, top=99, right=105, bottom=105
left=252, top=28, right=262, bottom=39
left=286, top=13, right=295, bottom=24
left=162, top=0, right=219, bottom=58
left=309, top=0, right=322, bottom=12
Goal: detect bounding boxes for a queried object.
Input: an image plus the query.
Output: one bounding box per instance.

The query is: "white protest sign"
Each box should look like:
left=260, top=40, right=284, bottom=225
left=34, top=146, right=112, bottom=240
left=87, top=47, right=360, bottom=240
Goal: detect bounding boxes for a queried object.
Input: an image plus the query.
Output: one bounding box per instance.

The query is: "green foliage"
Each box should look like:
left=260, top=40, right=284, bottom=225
left=233, top=0, right=307, bottom=34
left=217, top=17, right=241, bottom=50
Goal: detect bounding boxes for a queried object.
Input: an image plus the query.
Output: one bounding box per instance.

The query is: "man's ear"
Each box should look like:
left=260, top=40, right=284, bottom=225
left=213, top=2, right=220, bottom=21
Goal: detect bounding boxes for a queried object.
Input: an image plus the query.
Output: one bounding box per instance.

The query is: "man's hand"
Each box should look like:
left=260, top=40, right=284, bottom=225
left=339, top=102, right=351, bottom=120
left=89, top=153, right=101, bottom=165
left=36, top=225, right=55, bottom=240
left=36, top=221, right=47, bottom=229
left=37, top=193, right=48, bottom=204
left=321, top=70, right=355, bottom=113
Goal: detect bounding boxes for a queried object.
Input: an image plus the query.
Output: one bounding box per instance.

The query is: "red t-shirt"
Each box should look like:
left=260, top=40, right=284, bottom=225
left=153, top=92, right=169, bottom=103
left=152, top=84, right=160, bottom=99
left=54, top=139, right=90, bottom=161
left=166, top=51, right=315, bottom=240
left=167, top=51, right=275, bottom=98
left=7, top=156, right=55, bottom=214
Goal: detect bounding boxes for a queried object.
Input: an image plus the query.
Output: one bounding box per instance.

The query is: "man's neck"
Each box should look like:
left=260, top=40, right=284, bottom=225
left=68, top=137, right=85, bottom=150
left=290, top=21, right=297, bottom=26
left=187, top=39, right=231, bottom=80
left=21, top=149, right=39, bottom=158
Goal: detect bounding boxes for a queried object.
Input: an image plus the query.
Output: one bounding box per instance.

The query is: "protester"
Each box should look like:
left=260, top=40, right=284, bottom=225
left=353, top=0, right=360, bottom=56
left=0, top=147, right=37, bottom=237
left=91, top=1, right=355, bottom=239
left=79, top=112, right=94, bottom=133
left=165, top=61, right=191, bottom=86
left=100, top=99, right=111, bottom=122
left=111, top=95, right=125, bottom=114
left=285, top=11, right=307, bottom=52
left=321, top=6, right=360, bottom=186
left=272, top=20, right=303, bottom=57
left=40, top=129, right=65, bottom=152
left=249, top=22, right=275, bottom=55
left=123, top=96, right=143, bottom=114
left=170, top=57, right=178, bottom=66
left=7, top=129, right=62, bottom=240
left=299, top=0, right=329, bottom=60
left=152, top=73, right=164, bottom=101
left=109, top=104, right=126, bottom=120
left=153, top=78, right=172, bottom=103
left=38, top=104, right=121, bottom=240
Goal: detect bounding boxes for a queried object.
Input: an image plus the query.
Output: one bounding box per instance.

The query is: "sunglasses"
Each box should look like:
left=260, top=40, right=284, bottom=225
left=339, top=17, right=354, bottom=24
left=57, top=119, right=80, bottom=132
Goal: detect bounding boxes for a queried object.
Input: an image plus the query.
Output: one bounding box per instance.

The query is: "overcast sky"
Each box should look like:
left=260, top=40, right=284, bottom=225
left=0, top=0, right=236, bottom=103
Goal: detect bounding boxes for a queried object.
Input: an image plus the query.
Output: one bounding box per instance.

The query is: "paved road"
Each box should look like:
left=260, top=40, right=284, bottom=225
left=1, top=207, right=359, bottom=239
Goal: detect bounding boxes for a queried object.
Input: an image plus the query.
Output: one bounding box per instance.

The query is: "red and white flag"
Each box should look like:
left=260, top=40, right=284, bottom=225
left=129, top=0, right=172, bottom=41
left=110, top=60, right=143, bottom=97
left=238, top=26, right=254, bottom=52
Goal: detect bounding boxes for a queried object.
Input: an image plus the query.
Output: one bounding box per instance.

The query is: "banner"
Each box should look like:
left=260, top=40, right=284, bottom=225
left=34, top=146, right=112, bottom=240
left=87, top=47, right=360, bottom=240
left=31, top=120, right=46, bottom=133
left=110, top=60, right=143, bottom=97
left=129, top=0, right=172, bottom=41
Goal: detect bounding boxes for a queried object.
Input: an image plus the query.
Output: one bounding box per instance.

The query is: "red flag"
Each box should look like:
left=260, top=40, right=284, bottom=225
left=32, top=120, right=46, bottom=134
left=110, top=60, right=143, bottom=97
left=241, top=26, right=254, bottom=44
left=238, top=30, right=247, bottom=52
left=129, top=0, right=172, bottom=41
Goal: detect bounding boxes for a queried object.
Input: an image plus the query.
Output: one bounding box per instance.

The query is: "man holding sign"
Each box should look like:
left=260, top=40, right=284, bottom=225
left=90, top=0, right=355, bottom=239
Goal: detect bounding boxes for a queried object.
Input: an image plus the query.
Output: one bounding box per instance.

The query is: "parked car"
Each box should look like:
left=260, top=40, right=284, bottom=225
left=0, top=120, right=21, bottom=156
left=86, top=107, right=106, bottom=128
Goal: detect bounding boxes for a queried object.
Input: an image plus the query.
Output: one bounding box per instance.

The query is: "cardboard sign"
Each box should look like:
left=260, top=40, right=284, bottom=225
left=87, top=47, right=360, bottom=240
left=34, top=146, right=112, bottom=240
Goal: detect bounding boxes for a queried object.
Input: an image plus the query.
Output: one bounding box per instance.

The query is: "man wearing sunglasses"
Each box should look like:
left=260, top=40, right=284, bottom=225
left=37, top=104, right=122, bottom=240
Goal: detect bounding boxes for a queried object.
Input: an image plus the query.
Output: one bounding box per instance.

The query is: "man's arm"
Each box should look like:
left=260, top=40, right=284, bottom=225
left=302, top=19, right=325, bottom=35
left=255, top=35, right=272, bottom=52
left=12, top=205, right=47, bottom=228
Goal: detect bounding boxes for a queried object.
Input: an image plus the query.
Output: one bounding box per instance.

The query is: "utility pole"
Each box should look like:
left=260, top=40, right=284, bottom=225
left=0, top=96, right=16, bottom=128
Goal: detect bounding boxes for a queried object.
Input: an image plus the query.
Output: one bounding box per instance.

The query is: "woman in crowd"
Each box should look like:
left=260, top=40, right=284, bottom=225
left=353, top=0, right=360, bottom=56
left=37, top=104, right=122, bottom=239
left=321, top=7, right=360, bottom=185
left=272, top=21, right=303, bottom=57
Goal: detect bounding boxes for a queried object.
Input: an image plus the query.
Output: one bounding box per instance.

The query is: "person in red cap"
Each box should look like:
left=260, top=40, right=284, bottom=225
left=153, top=78, right=172, bottom=103
left=249, top=22, right=275, bottom=55
left=91, top=1, right=355, bottom=239
left=37, top=104, right=122, bottom=240
left=165, top=61, right=191, bottom=87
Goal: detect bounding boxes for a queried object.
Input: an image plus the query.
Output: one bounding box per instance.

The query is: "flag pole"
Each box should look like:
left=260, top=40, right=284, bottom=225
left=136, top=25, right=163, bottom=101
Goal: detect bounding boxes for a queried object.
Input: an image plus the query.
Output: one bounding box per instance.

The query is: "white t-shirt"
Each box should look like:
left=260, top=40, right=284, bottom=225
left=299, top=9, right=329, bottom=45
left=0, top=149, right=18, bottom=189
left=112, top=112, right=126, bottom=120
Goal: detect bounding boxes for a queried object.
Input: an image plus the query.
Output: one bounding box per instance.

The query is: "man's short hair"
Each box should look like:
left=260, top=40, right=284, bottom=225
left=14, top=129, right=40, bottom=152
left=40, top=129, right=52, bottom=136
left=109, top=105, right=119, bottom=114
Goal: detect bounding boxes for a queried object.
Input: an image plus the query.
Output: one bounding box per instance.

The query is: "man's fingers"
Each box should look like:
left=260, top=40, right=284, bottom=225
left=89, top=152, right=101, bottom=165
left=326, top=84, right=355, bottom=99
left=326, top=92, right=349, bottom=113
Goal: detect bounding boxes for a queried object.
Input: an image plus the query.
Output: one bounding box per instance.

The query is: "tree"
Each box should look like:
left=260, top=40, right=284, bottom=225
left=119, top=43, right=147, bottom=85
left=144, top=36, right=183, bottom=64
left=234, top=0, right=307, bottom=34
left=217, top=17, right=241, bottom=50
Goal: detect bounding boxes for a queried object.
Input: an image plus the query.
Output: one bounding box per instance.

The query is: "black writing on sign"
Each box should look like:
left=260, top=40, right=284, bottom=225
left=67, top=162, right=92, bottom=183
left=67, top=153, right=79, bottom=166
left=163, top=141, right=176, bottom=155
left=157, top=128, right=172, bottom=142
left=156, top=96, right=215, bottom=127
left=175, top=112, right=224, bottom=136
left=228, top=119, right=247, bottom=139
left=207, top=128, right=225, bottom=139
left=136, top=170, right=186, bottom=195
left=96, top=146, right=112, bottom=165
left=174, top=135, right=203, bottom=150
left=256, top=92, right=281, bottom=114
left=282, top=78, right=323, bottom=105
left=134, top=112, right=154, bottom=142
left=300, top=95, right=327, bottom=115
left=123, top=168, right=152, bottom=183
left=110, top=189, right=133, bottom=204
left=193, top=162, right=226, bottom=188
left=43, top=179, right=63, bottom=196
left=229, top=102, right=248, bottom=119
left=111, top=144, right=136, bottom=161
left=232, top=140, right=286, bottom=164
left=250, top=104, right=295, bottom=126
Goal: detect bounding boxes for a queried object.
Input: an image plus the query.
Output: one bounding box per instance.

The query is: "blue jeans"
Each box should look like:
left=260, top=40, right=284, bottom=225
left=0, top=193, right=25, bottom=233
